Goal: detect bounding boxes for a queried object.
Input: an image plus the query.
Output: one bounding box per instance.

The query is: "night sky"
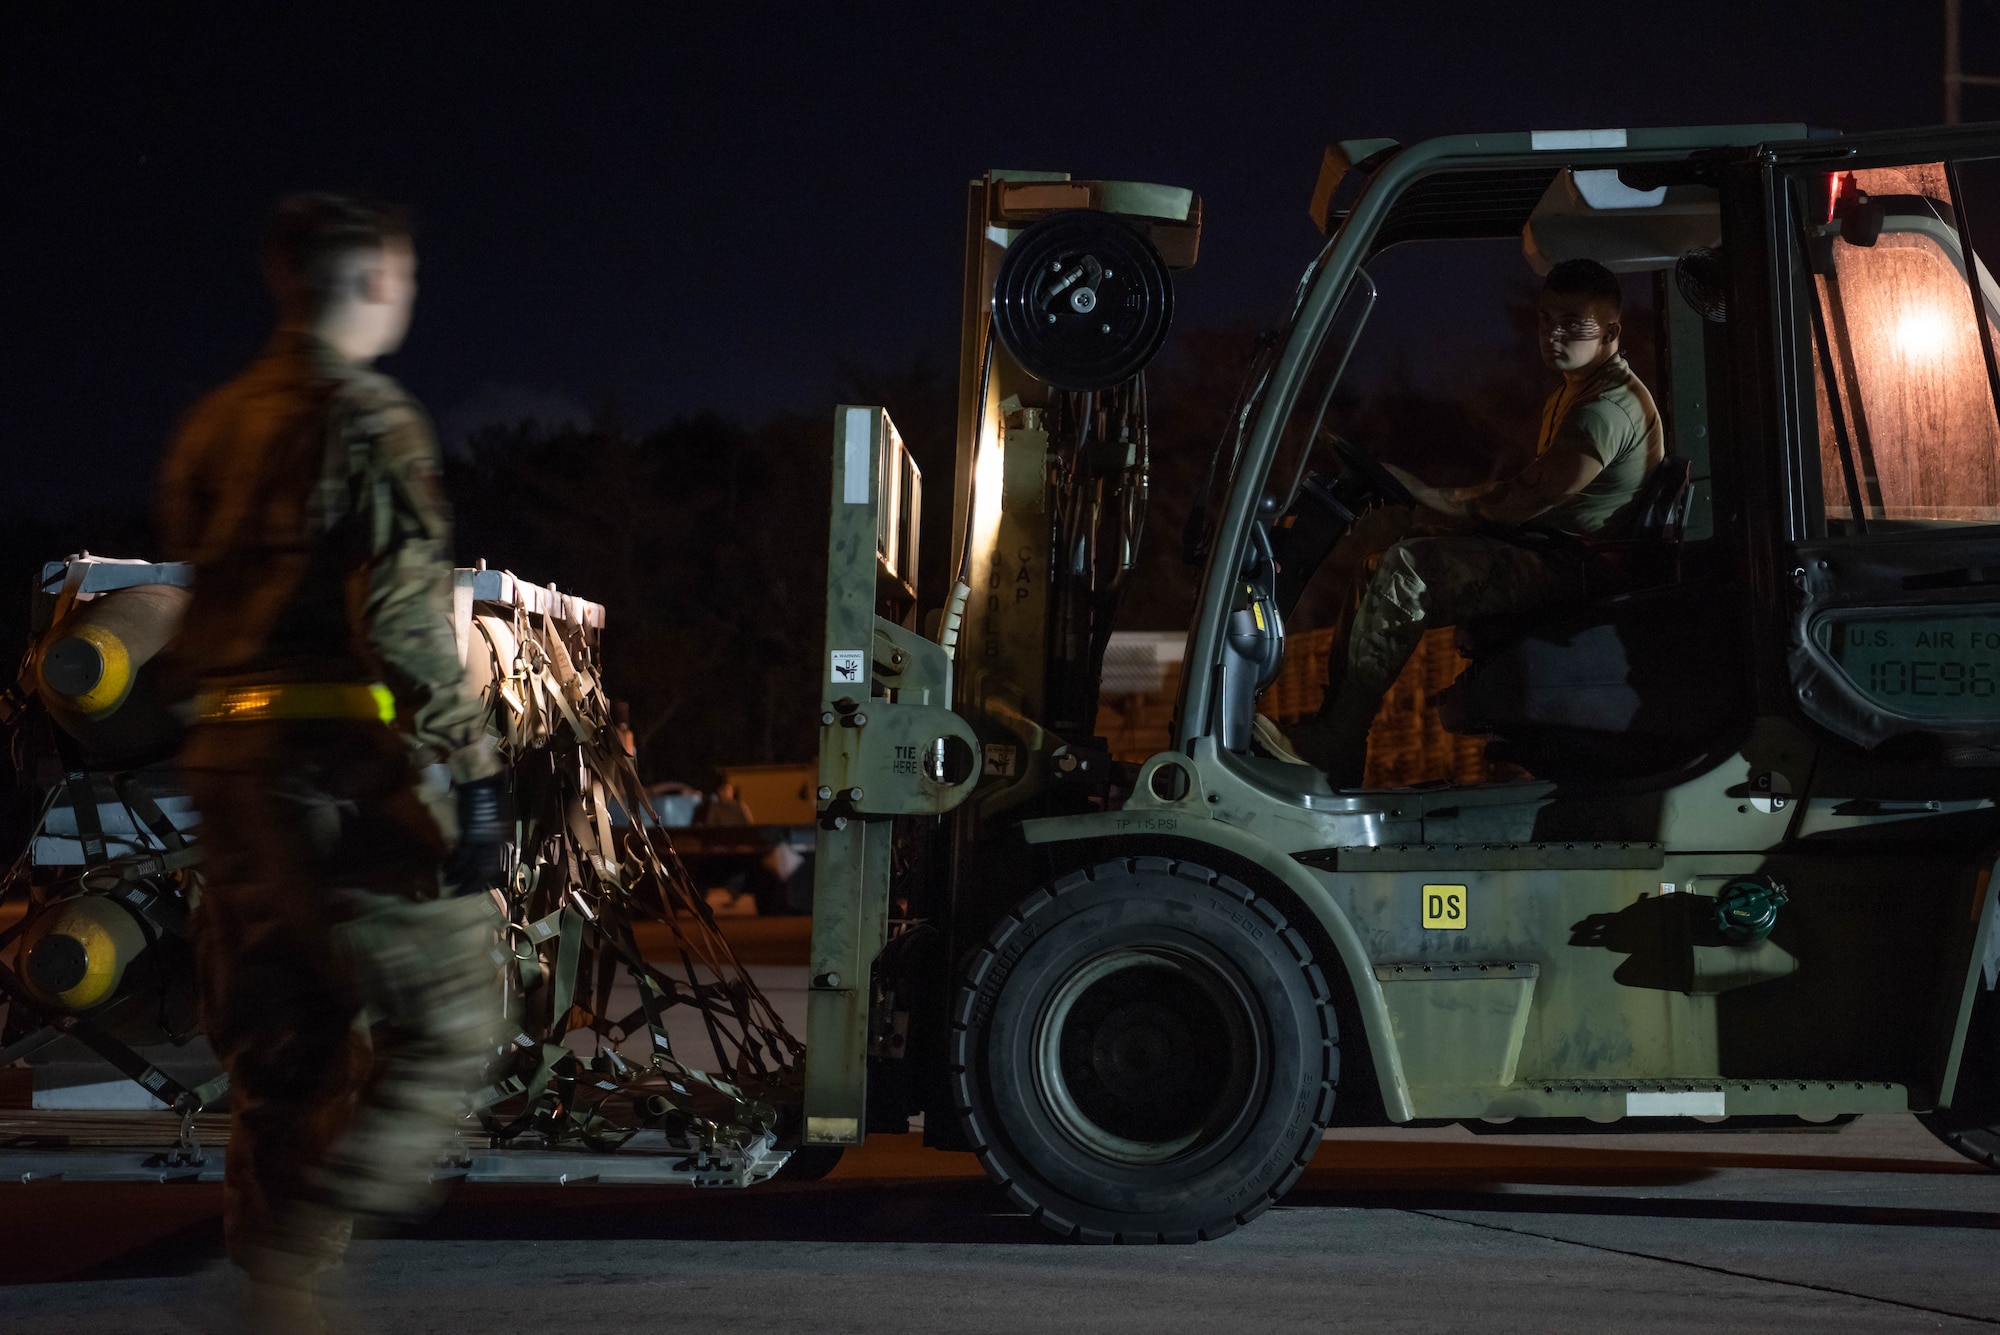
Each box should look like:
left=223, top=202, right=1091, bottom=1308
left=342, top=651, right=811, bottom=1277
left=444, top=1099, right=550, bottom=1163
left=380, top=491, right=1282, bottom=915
left=4, top=4, right=1989, bottom=518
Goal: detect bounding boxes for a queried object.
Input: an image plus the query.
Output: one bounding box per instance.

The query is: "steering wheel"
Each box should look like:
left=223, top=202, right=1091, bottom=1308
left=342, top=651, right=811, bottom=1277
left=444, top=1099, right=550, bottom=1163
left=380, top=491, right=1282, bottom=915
left=1326, top=433, right=1418, bottom=510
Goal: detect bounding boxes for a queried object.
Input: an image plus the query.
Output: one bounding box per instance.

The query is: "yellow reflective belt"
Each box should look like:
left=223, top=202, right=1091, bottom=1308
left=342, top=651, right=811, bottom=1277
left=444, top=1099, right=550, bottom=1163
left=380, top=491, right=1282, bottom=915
left=195, top=682, right=396, bottom=725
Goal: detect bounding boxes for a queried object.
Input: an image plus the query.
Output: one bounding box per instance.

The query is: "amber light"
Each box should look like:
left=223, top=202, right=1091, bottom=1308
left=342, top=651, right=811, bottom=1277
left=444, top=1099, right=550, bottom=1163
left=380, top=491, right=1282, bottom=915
left=1895, top=303, right=1955, bottom=361
left=1815, top=169, right=2000, bottom=526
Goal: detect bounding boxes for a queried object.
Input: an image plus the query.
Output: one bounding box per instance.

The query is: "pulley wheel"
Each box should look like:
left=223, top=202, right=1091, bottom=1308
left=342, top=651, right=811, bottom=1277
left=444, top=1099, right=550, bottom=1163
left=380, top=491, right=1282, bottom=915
left=993, top=211, right=1174, bottom=391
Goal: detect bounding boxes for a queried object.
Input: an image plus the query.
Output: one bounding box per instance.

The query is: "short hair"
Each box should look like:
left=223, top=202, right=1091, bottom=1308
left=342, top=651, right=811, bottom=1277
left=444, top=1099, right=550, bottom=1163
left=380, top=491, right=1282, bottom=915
left=261, top=193, right=411, bottom=318
left=1542, top=258, right=1623, bottom=317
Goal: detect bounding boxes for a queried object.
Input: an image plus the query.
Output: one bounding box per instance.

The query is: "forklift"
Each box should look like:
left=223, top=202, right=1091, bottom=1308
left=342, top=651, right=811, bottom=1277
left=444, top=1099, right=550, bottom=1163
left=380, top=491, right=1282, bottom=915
left=9, top=120, right=2000, bottom=1247
left=811, top=121, right=2000, bottom=1242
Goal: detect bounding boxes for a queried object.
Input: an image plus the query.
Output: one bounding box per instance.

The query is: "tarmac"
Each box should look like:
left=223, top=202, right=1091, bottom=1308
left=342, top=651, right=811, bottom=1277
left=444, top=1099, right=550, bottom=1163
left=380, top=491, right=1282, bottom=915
left=3, top=916, right=1998, bottom=1331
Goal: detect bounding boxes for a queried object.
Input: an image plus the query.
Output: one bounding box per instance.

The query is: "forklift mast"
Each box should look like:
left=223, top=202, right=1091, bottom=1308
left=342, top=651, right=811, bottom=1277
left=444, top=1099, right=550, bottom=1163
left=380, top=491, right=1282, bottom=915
left=804, top=175, right=1202, bottom=1143
left=946, top=173, right=1201, bottom=818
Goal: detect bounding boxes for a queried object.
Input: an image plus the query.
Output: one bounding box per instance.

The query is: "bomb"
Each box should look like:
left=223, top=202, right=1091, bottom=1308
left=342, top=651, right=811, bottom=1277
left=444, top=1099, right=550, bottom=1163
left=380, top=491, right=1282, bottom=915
left=17, top=893, right=151, bottom=1012
left=33, top=582, right=191, bottom=763
left=12, top=885, right=197, bottom=1043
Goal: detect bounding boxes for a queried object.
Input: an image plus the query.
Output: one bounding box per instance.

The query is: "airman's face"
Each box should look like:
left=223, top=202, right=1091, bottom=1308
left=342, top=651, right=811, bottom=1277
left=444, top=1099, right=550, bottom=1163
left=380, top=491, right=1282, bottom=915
left=1537, top=289, right=1620, bottom=373
left=321, top=238, right=418, bottom=361
left=370, top=239, right=417, bottom=353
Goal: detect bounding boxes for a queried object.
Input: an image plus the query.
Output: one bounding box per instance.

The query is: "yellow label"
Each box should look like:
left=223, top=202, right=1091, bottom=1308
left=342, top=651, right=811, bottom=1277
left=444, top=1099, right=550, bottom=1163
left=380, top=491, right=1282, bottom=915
left=1422, top=884, right=1467, bottom=929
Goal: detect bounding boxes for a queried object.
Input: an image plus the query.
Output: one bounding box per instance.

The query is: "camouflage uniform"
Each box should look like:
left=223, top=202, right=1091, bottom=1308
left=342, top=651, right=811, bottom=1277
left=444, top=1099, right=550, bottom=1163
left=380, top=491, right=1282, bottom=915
left=156, top=331, right=504, bottom=1280
left=1294, top=354, right=1662, bottom=780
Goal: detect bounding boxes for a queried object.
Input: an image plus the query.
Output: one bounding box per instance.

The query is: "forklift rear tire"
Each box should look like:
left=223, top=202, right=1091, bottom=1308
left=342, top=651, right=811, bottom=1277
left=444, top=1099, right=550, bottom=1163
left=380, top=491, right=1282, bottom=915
left=951, top=857, right=1338, bottom=1242
left=1924, top=1118, right=2000, bottom=1168
left=1920, top=971, right=2000, bottom=1169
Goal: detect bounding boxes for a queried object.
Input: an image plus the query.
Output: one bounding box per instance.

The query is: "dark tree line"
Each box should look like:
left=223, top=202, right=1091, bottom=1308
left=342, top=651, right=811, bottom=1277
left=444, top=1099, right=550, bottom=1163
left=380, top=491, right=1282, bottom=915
left=3, top=303, right=1569, bottom=789
left=447, top=410, right=833, bottom=785
left=440, top=339, right=1274, bottom=785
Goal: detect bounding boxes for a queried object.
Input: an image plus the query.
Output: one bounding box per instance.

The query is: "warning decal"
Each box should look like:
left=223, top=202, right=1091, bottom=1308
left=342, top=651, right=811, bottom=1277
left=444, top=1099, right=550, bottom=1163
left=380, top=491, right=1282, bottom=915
left=830, top=650, right=866, bottom=685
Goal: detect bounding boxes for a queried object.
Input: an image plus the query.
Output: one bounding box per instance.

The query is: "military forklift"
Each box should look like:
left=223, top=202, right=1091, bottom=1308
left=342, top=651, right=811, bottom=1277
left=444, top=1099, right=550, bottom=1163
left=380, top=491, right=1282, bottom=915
left=7, top=119, right=2000, bottom=1248
left=811, top=122, right=2000, bottom=1242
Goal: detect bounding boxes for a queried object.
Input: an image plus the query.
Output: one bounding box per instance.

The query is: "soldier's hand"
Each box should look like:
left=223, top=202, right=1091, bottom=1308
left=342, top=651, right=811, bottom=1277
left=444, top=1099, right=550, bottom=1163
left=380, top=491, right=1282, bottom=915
left=446, top=774, right=514, bottom=894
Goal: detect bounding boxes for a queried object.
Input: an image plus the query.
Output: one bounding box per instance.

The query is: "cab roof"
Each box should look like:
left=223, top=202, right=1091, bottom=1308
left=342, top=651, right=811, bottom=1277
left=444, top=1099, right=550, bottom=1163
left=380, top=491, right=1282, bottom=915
left=1311, top=121, right=2000, bottom=240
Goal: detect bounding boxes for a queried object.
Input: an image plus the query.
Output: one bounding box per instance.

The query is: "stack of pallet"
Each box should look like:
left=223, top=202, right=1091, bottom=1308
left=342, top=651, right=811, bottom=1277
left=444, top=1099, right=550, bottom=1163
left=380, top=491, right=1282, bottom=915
left=1256, top=628, right=1332, bottom=724
left=1097, top=631, right=1186, bottom=764
left=1259, top=626, right=1485, bottom=787
left=1095, top=627, right=1487, bottom=786
left=1350, top=630, right=1488, bottom=788
left=1098, top=662, right=1184, bottom=764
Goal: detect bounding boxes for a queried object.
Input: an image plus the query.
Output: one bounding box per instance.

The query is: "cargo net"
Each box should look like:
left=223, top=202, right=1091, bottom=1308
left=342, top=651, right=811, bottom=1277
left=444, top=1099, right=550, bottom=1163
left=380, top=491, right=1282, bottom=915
left=464, top=594, right=804, bottom=1164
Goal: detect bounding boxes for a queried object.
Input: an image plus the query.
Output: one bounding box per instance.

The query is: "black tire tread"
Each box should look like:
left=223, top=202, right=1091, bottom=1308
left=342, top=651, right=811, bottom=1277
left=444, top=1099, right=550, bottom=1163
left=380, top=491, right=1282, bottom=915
left=1919, top=1118, right=2000, bottom=1170
left=1920, top=972, right=2000, bottom=1171
left=949, top=856, right=1338, bottom=1244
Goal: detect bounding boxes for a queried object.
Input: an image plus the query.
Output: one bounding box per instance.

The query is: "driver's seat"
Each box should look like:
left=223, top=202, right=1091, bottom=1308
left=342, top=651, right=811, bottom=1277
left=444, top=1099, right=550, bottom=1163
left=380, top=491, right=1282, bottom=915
left=1505, top=453, right=1692, bottom=595
left=1573, top=454, right=1693, bottom=598
left=1630, top=453, right=1694, bottom=538
left=1442, top=454, right=1732, bottom=780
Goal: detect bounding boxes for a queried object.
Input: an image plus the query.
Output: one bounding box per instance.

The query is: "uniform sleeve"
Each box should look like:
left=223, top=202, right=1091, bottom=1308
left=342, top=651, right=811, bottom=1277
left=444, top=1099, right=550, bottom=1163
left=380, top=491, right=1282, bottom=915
left=1546, top=400, right=1631, bottom=470
left=355, top=395, right=501, bottom=784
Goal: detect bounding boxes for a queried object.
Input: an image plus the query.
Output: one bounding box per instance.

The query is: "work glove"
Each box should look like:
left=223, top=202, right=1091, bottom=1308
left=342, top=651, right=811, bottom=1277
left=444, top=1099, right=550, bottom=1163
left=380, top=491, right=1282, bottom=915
left=445, top=773, right=514, bottom=895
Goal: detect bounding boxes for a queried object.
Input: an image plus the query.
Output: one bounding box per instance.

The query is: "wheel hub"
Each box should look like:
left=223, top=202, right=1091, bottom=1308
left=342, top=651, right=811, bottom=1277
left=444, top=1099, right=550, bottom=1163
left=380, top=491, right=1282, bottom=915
left=1037, top=947, right=1259, bottom=1165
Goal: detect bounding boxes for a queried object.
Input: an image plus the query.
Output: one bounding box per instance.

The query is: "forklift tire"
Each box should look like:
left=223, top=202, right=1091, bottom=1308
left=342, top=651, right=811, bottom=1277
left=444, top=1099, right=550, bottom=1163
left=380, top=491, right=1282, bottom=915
left=1920, top=971, right=2000, bottom=1170
left=1925, top=1119, right=2000, bottom=1168
left=951, top=857, right=1337, bottom=1242
left=774, top=1144, right=845, bottom=1181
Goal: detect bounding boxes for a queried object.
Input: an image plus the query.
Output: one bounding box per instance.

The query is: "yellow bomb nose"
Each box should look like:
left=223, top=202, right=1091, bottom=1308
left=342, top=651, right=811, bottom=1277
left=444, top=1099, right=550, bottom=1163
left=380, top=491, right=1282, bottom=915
left=40, top=626, right=132, bottom=716
left=19, top=895, right=150, bottom=1012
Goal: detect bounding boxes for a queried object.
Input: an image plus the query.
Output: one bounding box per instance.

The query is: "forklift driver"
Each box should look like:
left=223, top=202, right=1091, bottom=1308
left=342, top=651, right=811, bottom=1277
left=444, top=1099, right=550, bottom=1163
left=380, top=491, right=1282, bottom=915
left=1288, top=258, right=1664, bottom=787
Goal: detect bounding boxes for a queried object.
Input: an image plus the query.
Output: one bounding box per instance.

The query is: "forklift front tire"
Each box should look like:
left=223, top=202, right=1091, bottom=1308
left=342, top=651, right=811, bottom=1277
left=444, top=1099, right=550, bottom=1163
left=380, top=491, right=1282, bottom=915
left=951, top=857, right=1338, bottom=1242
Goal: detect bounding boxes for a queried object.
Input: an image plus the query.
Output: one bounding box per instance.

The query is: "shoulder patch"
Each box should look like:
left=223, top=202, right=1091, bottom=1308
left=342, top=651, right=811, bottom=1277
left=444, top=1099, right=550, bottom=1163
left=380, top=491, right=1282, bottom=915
left=333, top=374, right=422, bottom=441
left=335, top=369, right=414, bottom=411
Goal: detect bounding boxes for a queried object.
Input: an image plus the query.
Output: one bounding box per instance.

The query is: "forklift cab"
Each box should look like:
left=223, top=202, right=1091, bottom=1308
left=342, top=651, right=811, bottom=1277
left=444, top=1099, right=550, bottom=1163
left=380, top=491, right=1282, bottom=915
left=1203, top=124, right=2000, bottom=794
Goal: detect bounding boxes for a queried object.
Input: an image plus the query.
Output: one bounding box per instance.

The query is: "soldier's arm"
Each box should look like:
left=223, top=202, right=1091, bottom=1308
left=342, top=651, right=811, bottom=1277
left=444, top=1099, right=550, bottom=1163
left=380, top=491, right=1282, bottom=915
left=1380, top=462, right=1497, bottom=519
left=1471, top=402, right=1615, bottom=526
left=359, top=399, right=501, bottom=784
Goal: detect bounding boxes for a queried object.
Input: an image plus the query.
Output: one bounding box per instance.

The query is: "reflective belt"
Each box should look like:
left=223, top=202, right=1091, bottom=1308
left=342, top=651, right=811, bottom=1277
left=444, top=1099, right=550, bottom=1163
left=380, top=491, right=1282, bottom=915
left=195, top=681, right=396, bottom=725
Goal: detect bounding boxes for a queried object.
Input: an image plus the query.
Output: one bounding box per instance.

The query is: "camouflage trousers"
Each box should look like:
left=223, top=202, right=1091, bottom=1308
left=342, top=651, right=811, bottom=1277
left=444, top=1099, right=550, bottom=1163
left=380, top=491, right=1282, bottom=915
left=1294, top=507, right=1577, bottom=776
left=181, top=720, right=503, bottom=1278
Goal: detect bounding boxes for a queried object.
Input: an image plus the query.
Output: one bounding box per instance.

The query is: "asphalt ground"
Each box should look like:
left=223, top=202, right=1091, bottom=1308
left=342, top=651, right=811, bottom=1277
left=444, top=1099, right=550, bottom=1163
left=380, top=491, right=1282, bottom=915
left=3, top=1117, right=1997, bottom=1332
left=4, top=918, right=1999, bottom=1331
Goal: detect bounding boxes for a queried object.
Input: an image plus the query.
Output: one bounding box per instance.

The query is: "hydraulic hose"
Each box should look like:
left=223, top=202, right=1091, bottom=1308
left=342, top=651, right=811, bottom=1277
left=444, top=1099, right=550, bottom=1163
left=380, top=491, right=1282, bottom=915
left=938, top=322, right=996, bottom=657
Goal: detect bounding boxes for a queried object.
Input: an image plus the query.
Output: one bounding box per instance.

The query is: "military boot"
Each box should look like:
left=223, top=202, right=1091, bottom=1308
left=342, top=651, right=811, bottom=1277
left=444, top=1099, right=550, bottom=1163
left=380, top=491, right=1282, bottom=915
left=232, top=1201, right=352, bottom=1335
left=1286, top=693, right=1374, bottom=789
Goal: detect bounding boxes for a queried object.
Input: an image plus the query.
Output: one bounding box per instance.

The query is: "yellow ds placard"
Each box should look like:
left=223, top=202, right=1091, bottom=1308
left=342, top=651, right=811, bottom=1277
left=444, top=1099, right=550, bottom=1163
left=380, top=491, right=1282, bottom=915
left=1422, top=884, right=1467, bottom=929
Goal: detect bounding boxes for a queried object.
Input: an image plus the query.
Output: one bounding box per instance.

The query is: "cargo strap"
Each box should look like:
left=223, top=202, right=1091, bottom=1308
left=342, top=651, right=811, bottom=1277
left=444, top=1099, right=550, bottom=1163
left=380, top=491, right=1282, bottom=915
left=111, top=773, right=185, bottom=852
left=195, top=681, right=395, bottom=725
left=64, top=771, right=107, bottom=865
left=0, top=956, right=227, bottom=1115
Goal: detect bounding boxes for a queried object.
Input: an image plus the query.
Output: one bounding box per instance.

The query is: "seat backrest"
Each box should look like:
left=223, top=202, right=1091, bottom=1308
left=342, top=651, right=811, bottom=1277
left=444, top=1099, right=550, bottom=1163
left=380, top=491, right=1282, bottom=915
left=1626, top=456, right=1692, bottom=543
